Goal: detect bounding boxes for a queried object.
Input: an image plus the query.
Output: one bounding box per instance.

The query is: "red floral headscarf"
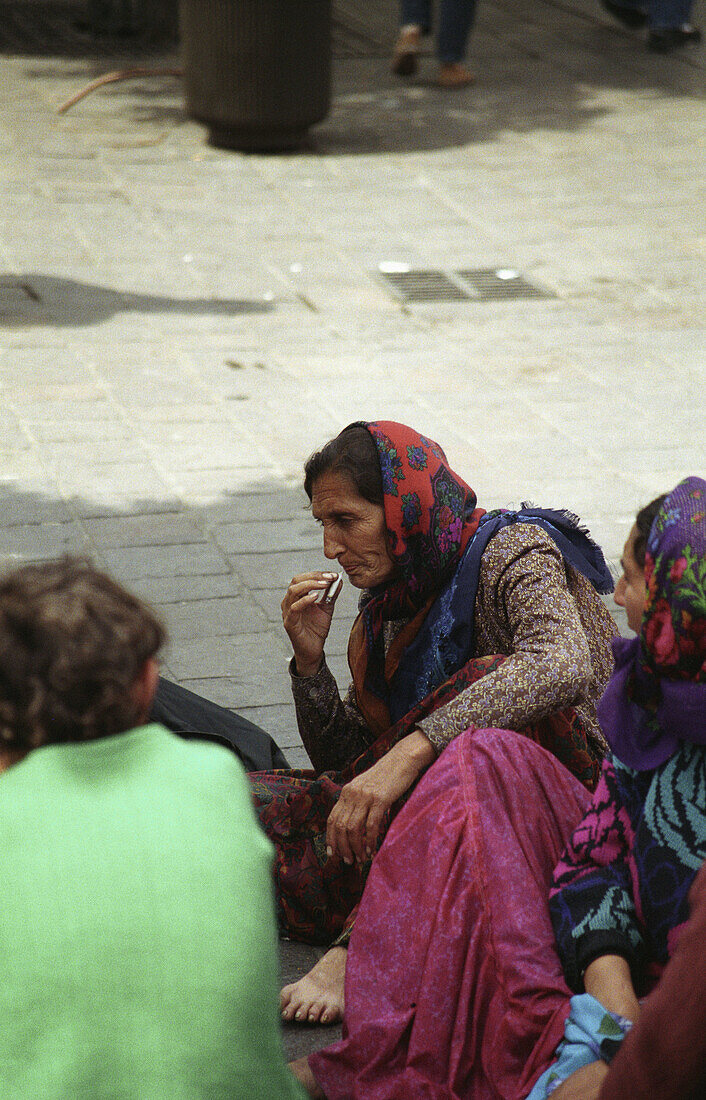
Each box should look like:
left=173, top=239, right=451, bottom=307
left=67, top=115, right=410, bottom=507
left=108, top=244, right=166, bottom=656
left=363, top=420, right=485, bottom=610
left=348, top=421, right=485, bottom=734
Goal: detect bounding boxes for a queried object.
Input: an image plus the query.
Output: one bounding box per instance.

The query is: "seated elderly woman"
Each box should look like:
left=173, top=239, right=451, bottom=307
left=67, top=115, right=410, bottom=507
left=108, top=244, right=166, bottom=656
left=0, top=558, right=306, bottom=1099
left=253, top=419, right=618, bottom=1026
left=295, top=476, right=706, bottom=1099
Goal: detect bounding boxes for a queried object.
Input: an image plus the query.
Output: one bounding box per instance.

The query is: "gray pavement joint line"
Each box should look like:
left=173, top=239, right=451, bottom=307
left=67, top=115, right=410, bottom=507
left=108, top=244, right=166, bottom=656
left=11, top=382, right=137, bottom=470
left=409, top=176, right=543, bottom=267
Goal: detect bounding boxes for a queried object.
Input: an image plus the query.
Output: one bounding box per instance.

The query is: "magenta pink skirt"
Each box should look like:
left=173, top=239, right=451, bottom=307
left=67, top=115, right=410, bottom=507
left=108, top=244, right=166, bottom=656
left=309, top=728, right=592, bottom=1100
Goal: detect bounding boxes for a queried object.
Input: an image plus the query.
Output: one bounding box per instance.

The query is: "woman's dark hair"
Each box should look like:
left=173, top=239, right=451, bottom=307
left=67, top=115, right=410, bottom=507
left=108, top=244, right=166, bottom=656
left=0, top=557, right=166, bottom=751
left=634, top=494, right=668, bottom=567
left=303, top=423, right=383, bottom=505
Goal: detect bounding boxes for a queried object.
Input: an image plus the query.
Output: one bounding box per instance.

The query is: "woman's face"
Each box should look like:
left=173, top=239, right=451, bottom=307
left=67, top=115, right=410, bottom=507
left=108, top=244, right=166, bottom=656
left=613, top=524, right=648, bottom=633
left=311, top=471, right=397, bottom=589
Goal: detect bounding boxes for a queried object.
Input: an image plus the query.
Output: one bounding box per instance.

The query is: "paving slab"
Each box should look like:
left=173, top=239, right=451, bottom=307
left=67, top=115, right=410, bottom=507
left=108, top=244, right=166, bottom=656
left=153, top=596, right=271, bottom=639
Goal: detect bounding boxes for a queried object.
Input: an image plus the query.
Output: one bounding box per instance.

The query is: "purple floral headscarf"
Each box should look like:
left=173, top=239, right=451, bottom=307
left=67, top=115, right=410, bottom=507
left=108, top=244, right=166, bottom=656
left=598, top=476, right=706, bottom=770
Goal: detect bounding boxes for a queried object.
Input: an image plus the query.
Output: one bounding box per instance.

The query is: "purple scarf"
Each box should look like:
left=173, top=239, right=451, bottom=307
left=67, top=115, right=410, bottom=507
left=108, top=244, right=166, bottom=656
left=599, top=476, right=706, bottom=771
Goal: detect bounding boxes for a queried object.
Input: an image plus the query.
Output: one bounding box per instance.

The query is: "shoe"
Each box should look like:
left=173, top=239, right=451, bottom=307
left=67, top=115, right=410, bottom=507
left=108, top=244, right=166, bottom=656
left=600, top=1, right=647, bottom=29
left=436, top=62, right=475, bottom=88
left=391, top=27, right=421, bottom=77
left=647, top=25, right=702, bottom=51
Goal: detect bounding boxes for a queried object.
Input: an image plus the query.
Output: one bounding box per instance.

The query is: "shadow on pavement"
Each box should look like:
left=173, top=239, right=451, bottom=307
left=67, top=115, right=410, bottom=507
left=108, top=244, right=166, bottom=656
left=0, top=475, right=359, bottom=751
left=0, top=275, right=274, bottom=327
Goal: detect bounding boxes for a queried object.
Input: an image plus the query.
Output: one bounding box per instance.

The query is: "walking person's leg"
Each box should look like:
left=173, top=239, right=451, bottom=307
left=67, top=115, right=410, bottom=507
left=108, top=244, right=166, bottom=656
left=647, top=0, right=701, bottom=50
left=600, top=0, right=701, bottom=48
left=436, top=0, right=478, bottom=86
left=391, top=0, right=431, bottom=76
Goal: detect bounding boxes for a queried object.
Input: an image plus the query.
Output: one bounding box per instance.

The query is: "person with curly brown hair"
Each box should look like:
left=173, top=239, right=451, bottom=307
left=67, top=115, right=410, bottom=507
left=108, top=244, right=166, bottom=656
left=0, top=558, right=305, bottom=1100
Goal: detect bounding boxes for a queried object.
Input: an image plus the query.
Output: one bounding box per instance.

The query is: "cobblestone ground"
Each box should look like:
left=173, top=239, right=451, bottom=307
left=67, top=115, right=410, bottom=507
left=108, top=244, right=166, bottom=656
left=1, top=0, right=704, bottom=1061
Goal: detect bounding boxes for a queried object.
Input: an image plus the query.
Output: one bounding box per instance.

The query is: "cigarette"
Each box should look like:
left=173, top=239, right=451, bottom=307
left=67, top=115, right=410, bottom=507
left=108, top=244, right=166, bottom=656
left=314, top=575, right=342, bottom=604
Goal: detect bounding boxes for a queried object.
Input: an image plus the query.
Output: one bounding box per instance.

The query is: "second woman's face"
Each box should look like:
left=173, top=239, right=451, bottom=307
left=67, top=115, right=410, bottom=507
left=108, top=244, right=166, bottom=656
left=613, top=524, right=648, bottom=633
left=311, top=471, right=397, bottom=589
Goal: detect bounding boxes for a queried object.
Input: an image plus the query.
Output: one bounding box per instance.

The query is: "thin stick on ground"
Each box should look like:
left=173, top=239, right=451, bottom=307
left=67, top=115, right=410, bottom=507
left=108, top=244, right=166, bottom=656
left=57, top=68, right=183, bottom=115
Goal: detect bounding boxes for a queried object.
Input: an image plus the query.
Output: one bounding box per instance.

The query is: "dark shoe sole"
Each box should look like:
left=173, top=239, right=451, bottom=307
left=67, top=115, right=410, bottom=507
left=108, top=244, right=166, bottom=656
left=391, top=50, right=418, bottom=77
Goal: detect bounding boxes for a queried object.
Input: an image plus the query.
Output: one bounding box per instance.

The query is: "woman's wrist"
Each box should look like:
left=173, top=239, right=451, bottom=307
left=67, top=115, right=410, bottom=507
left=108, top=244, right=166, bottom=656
left=394, top=728, right=436, bottom=777
left=293, top=654, right=323, bottom=678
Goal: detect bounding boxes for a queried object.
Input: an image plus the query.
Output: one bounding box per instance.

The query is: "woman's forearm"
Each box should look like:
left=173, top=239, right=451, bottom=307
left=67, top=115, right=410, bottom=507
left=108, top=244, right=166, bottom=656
left=599, top=866, right=706, bottom=1100
left=394, top=727, right=437, bottom=776
left=291, top=660, right=373, bottom=772
left=418, top=644, right=590, bottom=752
left=583, top=954, right=640, bottom=1022
left=325, top=729, right=436, bottom=863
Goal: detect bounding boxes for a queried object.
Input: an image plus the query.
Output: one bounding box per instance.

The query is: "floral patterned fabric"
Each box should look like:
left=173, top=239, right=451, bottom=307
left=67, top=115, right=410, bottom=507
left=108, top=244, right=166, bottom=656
left=292, top=524, right=616, bottom=771
left=418, top=525, right=616, bottom=760
left=642, top=476, right=706, bottom=683
left=349, top=421, right=613, bottom=740
left=598, top=476, right=706, bottom=771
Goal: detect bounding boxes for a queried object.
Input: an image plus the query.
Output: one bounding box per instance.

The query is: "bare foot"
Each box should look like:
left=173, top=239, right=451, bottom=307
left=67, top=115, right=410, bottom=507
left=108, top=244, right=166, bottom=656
left=437, top=62, right=475, bottom=88
left=290, top=1056, right=326, bottom=1098
left=280, top=945, right=346, bottom=1025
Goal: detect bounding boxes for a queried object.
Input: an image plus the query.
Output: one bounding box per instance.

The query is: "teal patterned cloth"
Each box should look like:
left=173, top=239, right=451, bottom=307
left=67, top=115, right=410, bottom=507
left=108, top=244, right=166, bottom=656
left=525, top=993, right=633, bottom=1098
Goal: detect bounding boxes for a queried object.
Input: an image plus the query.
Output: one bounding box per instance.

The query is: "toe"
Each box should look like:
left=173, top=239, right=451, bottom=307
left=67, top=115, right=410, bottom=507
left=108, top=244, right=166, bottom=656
left=307, top=1001, right=325, bottom=1024
left=320, top=1002, right=343, bottom=1025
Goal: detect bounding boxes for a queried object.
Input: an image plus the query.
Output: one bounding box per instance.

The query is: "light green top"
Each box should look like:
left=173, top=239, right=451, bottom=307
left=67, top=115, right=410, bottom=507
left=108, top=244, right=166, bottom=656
left=0, top=723, right=306, bottom=1099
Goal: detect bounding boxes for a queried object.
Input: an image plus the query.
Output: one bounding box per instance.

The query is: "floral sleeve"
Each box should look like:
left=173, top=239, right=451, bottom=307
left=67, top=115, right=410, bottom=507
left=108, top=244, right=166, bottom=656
left=418, top=529, right=596, bottom=752
left=549, top=755, right=646, bottom=990
left=290, top=658, right=375, bottom=774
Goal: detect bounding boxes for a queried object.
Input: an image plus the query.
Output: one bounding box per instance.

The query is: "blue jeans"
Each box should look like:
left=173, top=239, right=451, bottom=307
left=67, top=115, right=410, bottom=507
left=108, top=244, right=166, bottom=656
left=610, top=0, right=694, bottom=28
left=401, top=0, right=479, bottom=63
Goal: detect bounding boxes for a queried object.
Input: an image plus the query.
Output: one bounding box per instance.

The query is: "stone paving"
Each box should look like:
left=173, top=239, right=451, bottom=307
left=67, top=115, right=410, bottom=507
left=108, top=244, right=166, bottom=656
left=1, top=0, right=704, bottom=1062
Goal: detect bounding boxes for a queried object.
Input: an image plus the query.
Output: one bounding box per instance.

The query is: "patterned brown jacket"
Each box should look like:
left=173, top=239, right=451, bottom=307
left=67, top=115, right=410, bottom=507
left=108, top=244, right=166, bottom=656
left=291, top=524, right=617, bottom=773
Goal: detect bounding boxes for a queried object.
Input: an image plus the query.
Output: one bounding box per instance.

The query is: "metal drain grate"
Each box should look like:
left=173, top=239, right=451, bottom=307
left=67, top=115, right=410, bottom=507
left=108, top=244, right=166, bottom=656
left=376, top=265, right=555, bottom=304
left=455, top=268, right=554, bottom=301
left=376, top=269, right=471, bottom=303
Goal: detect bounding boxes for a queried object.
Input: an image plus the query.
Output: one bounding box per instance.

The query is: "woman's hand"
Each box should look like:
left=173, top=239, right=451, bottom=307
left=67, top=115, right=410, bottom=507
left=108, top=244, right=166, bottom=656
left=326, top=729, right=436, bottom=864
left=550, top=1060, right=608, bottom=1100
left=282, top=572, right=341, bottom=678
